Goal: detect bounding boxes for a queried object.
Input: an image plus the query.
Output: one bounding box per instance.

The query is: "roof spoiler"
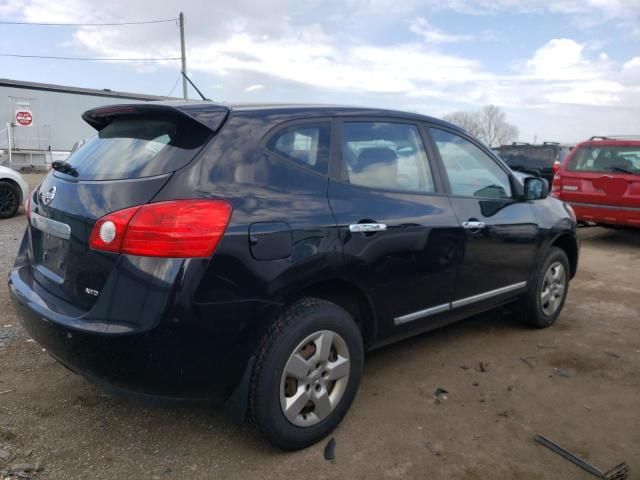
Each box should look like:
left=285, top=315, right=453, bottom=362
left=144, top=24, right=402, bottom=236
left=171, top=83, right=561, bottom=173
left=82, top=102, right=230, bottom=133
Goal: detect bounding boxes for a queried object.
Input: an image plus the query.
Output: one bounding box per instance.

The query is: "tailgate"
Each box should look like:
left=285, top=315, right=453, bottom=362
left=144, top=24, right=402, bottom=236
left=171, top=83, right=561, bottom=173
left=25, top=102, right=226, bottom=311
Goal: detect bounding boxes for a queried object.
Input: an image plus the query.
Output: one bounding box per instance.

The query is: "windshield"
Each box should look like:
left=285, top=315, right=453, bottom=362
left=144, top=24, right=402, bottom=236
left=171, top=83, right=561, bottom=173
left=63, top=115, right=211, bottom=181
left=567, top=146, right=640, bottom=174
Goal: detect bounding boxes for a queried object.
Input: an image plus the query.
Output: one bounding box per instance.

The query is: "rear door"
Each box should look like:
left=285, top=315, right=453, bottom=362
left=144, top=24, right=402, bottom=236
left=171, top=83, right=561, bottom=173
left=559, top=144, right=640, bottom=213
left=27, top=105, right=221, bottom=311
left=427, top=127, right=538, bottom=307
left=328, top=118, right=463, bottom=341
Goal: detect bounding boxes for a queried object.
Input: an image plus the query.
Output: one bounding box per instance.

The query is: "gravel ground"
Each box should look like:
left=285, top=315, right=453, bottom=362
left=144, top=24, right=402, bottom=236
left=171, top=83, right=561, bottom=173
left=0, top=174, right=41, bottom=348
left=1, top=173, right=639, bottom=479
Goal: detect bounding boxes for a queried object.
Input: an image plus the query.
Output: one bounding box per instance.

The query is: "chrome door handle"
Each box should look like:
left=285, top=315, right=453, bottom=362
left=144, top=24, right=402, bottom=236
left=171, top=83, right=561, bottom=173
left=462, top=221, right=486, bottom=229
left=349, top=223, right=387, bottom=233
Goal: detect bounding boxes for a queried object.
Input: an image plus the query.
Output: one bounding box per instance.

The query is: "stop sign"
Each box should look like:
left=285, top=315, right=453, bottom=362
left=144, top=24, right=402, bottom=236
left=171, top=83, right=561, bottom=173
left=15, top=109, right=33, bottom=127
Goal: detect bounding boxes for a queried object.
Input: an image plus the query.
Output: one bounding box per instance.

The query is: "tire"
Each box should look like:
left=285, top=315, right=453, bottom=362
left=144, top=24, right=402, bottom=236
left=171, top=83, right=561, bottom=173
left=516, top=247, right=570, bottom=328
left=250, top=297, right=364, bottom=450
left=0, top=181, right=20, bottom=219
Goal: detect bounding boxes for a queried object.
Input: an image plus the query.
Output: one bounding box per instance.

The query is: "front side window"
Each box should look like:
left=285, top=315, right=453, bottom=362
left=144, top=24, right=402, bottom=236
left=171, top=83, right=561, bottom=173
left=431, top=128, right=512, bottom=199
left=266, top=122, right=331, bottom=173
left=340, top=122, right=435, bottom=193
left=567, top=146, right=640, bottom=173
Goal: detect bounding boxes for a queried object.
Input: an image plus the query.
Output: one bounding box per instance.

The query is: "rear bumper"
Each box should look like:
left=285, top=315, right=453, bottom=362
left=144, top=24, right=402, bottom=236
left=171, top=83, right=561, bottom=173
left=569, top=201, right=640, bottom=228
left=8, top=262, right=280, bottom=403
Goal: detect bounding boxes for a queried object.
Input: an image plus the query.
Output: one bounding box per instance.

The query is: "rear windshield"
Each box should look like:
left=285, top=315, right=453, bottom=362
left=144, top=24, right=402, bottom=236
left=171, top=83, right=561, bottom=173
left=567, top=146, right=640, bottom=173
left=62, top=115, right=211, bottom=180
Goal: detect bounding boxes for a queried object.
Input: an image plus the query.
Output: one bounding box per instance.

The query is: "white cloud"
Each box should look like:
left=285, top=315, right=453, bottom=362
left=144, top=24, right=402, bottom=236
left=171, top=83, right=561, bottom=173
left=185, top=34, right=487, bottom=94
left=409, top=17, right=475, bottom=44
left=3, top=0, right=640, bottom=143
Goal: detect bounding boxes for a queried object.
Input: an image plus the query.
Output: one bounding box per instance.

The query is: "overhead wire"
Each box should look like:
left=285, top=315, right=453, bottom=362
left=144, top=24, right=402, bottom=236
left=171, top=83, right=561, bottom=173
left=166, top=72, right=183, bottom=96
left=0, top=18, right=176, bottom=26
left=0, top=54, right=181, bottom=61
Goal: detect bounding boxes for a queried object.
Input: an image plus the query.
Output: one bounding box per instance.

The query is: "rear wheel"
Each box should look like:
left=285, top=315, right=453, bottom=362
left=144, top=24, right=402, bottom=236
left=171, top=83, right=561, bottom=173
left=250, top=298, right=363, bottom=450
left=0, top=181, right=20, bottom=219
left=516, top=247, right=570, bottom=328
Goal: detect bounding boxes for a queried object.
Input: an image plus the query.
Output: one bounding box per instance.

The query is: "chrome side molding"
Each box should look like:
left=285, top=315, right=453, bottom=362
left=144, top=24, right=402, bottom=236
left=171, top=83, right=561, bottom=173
left=451, top=281, right=527, bottom=309
left=394, top=303, right=450, bottom=326
left=394, top=281, right=527, bottom=326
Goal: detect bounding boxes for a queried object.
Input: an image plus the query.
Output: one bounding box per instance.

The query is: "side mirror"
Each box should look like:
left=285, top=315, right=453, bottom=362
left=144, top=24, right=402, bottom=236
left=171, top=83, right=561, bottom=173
left=524, top=177, right=549, bottom=200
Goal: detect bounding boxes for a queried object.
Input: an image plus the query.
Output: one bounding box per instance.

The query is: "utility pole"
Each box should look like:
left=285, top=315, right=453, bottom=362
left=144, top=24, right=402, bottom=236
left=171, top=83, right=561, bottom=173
left=179, top=12, right=188, bottom=99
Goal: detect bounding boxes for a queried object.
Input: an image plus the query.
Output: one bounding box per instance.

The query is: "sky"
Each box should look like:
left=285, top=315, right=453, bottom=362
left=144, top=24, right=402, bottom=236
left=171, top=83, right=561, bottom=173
left=1, top=0, right=639, bottom=143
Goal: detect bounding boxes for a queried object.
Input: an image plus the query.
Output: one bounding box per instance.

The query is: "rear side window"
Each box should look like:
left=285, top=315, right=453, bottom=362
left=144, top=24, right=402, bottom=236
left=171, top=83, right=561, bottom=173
left=266, top=122, right=331, bottom=174
left=340, top=122, right=435, bottom=193
left=567, top=146, right=640, bottom=173
left=65, top=115, right=211, bottom=181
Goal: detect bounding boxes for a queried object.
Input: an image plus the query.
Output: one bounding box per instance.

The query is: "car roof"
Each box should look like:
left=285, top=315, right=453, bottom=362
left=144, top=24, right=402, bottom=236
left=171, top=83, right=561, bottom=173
left=575, top=137, right=640, bottom=148
left=142, top=100, right=465, bottom=132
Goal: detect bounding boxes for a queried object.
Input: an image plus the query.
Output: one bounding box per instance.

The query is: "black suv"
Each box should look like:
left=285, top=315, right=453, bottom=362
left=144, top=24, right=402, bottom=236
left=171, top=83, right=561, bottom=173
left=9, top=102, right=579, bottom=450
left=494, top=142, right=572, bottom=186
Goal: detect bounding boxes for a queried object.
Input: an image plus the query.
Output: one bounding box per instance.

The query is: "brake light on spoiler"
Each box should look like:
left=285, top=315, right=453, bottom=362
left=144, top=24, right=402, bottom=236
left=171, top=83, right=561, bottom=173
left=89, top=200, right=232, bottom=258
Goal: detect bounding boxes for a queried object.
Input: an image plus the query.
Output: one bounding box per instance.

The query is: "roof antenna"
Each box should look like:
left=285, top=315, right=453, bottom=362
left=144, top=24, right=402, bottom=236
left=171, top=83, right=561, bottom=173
left=181, top=71, right=209, bottom=101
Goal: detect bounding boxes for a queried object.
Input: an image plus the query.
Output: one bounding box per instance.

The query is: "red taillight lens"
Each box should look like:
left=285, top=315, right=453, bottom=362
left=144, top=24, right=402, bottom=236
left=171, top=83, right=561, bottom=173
left=89, top=206, right=141, bottom=253
left=25, top=187, right=38, bottom=220
left=89, top=200, right=232, bottom=258
left=551, top=173, right=562, bottom=198
left=25, top=193, right=32, bottom=220
left=552, top=160, right=561, bottom=174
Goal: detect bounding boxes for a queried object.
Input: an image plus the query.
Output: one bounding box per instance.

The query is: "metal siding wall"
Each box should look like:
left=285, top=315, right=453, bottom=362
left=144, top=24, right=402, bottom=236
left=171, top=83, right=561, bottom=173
left=0, top=86, right=146, bottom=151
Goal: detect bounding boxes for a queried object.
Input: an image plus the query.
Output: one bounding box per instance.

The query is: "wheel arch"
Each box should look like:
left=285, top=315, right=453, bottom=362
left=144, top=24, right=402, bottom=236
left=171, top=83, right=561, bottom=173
left=549, top=233, right=578, bottom=278
left=283, top=279, right=377, bottom=349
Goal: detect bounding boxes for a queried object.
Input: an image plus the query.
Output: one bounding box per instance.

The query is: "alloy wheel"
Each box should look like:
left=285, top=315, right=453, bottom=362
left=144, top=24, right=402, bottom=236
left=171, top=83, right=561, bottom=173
left=0, top=186, right=18, bottom=215
left=540, top=261, right=566, bottom=316
left=280, top=330, right=350, bottom=427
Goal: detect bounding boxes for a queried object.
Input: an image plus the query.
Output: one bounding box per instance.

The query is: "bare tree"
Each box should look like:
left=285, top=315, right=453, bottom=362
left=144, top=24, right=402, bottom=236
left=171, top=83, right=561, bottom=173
left=442, top=111, right=482, bottom=138
left=478, top=105, right=519, bottom=147
left=443, top=105, right=518, bottom=147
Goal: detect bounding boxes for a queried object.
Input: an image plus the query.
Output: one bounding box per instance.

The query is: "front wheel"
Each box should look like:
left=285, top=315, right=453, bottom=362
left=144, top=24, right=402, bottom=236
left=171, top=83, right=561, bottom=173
left=250, top=298, right=364, bottom=450
left=516, top=247, right=570, bottom=328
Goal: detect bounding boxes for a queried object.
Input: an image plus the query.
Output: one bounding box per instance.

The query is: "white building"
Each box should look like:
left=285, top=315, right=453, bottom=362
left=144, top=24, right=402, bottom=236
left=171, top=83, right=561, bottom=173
left=0, top=78, right=167, bottom=168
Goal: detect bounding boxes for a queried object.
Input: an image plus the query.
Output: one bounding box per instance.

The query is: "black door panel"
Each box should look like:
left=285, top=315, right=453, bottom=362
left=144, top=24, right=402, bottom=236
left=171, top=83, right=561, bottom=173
left=329, top=182, right=462, bottom=338
left=449, top=197, right=538, bottom=300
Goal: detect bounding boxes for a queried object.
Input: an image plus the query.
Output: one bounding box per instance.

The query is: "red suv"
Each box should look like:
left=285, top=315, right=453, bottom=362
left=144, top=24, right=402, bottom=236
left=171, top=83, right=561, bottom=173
left=552, top=136, right=640, bottom=228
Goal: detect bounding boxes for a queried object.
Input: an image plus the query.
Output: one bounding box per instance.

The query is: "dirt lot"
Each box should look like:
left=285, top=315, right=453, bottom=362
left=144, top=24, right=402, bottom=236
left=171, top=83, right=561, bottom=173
left=1, top=173, right=639, bottom=479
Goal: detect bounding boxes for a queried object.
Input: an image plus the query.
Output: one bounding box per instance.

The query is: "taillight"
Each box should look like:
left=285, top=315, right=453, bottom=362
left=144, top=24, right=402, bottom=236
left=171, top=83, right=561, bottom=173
left=551, top=173, right=562, bottom=198
left=89, top=200, right=232, bottom=258
left=89, top=206, right=141, bottom=253
left=25, top=188, right=37, bottom=220
left=25, top=193, right=31, bottom=220
left=552, top=160, right=561, bottom=174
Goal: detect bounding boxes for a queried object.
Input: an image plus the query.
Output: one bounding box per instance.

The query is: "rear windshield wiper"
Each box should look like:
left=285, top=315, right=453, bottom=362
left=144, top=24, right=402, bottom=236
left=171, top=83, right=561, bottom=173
left=611, top=166, right=640, bottom=176
left=51, top=161, right=79, bottom=177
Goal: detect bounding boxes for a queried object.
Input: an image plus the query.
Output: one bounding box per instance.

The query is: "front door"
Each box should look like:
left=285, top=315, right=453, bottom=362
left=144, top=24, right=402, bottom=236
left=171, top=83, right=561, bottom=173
left=328, top=120, right=463, bottom=341
left=428, top=127, right=539, bottom=308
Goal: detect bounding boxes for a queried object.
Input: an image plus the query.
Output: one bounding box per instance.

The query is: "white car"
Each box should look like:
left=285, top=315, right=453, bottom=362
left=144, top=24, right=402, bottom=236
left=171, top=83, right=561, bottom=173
left=0, top=165, right=29, bottom=219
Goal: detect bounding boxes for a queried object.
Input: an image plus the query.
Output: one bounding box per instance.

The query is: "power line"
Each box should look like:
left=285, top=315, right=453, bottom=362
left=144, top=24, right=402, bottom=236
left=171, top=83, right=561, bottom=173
left=0, top=18, right=176, bottom=26
left=166, top=72, right=182, bottom=97
left=0, top=53, right=181, bottom=61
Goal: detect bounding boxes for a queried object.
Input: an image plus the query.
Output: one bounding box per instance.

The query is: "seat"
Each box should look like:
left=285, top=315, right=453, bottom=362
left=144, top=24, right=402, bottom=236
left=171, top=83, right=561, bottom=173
left=350, top=147, right=398, bottom=189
